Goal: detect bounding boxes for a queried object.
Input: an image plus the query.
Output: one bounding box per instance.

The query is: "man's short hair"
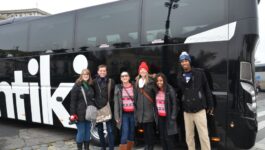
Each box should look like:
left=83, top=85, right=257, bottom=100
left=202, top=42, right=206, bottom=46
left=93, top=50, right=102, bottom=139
left=98, top=64, right=107, bottom=70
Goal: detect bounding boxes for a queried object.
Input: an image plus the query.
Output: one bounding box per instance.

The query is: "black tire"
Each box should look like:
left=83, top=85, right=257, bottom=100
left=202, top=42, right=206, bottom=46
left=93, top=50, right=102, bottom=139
left=90, top=122, right=118, bottom=146
left=90, top=122, right=108, bottom=146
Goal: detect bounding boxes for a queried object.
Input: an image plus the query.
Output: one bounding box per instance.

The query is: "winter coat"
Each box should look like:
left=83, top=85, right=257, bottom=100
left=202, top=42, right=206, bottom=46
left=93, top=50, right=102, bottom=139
left=93, top=77, right=115, bottom=115
left=154, top=84, right=179, bottom=135
left=114, top=84, right=137, bottom=129
left=177, top=68, right=213, bottom=113
left=135, top=78, right=157, bottom=123
left=70, top=83, right=95, bottom=121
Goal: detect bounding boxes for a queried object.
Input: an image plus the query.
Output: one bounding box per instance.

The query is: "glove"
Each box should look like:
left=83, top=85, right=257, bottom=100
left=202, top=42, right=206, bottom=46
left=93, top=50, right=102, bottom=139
left=206, top=108, right=214, bottom=116
left=69, top=114, right=78, bottom=124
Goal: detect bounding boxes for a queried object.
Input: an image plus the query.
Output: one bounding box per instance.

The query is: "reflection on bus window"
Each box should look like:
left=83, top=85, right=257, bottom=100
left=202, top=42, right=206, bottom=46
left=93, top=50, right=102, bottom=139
left=75, top=0, right=140, bottom=50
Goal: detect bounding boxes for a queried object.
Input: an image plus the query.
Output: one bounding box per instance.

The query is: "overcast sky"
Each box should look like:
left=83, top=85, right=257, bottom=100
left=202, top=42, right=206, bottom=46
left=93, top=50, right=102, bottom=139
left=0, top=0, right=264, bottom=63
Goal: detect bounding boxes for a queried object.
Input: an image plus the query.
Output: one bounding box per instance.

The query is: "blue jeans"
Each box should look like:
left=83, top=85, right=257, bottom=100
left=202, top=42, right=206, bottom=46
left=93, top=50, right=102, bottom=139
left=76, top=121, right=91, bottom=143
left=121, top=112, right=135, bottom=144
left=97, top=120, right=115, bottom=150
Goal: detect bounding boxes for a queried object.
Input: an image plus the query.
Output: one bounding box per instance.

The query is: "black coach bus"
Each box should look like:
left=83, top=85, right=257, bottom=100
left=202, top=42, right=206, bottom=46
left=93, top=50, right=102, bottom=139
left=0, top=0, right=259, bottom=149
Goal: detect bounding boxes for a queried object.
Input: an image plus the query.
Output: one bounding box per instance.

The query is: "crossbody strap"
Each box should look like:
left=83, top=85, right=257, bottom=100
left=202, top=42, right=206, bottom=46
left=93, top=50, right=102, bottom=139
left=96, top=79, right=112, bottom=102
left=123, top=85, right=134, bottom=101
left=81, top=87, right=88, bottom=106
left=107, top=79, right=112, bottom=102
left=140, top=88, right=154, bottom=103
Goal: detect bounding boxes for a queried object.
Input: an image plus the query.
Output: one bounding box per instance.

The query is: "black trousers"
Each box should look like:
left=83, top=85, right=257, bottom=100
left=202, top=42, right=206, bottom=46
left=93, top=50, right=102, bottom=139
left=158, top=117, right=177, bottom=150
left=142, top=122, right=155, bottom=146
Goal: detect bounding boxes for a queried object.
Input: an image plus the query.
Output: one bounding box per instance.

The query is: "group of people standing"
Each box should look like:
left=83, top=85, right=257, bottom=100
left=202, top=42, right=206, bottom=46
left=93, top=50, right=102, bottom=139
left=69, top=51, right=214, bottom=150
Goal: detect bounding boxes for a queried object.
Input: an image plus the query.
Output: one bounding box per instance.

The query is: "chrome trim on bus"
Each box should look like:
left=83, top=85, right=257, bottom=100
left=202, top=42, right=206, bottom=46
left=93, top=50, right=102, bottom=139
left=212, top=91, right=228, bottom=96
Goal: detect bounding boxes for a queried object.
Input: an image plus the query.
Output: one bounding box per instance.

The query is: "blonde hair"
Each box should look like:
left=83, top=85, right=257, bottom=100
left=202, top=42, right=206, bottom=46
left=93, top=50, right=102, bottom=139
left=75, top=69, right=93, bottom=85
left=135, top=73, right=150, bottom=88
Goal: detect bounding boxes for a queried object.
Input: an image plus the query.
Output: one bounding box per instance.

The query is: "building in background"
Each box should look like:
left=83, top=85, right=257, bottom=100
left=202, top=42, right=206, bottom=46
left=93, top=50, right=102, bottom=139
left=0, top=8, right=50, bottom=20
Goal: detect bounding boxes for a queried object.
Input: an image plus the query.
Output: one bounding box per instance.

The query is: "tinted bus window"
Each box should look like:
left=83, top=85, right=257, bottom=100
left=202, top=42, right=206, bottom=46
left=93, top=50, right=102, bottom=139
left=256, top=66, right=265, bottom=72
left=29, top=14, right=74, bottom=52
left=0, top=23, right=28, bottom=55
left=142, top=0, right=228, bottom=45
left=75, top=0, right=140, bottom=50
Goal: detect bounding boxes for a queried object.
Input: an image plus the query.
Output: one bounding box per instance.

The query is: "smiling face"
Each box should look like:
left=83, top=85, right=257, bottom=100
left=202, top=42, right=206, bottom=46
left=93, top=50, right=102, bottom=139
left=156, top=76, right=164, bottom=89
left=81, top=69, right=90, bottom=81
left=98, top=66, right=107, bottom=78
left=120, top=72, right=130, bottom=84
left=181, top=59, right=191, bottom=72
left=139, top=68, right=148, bottom=78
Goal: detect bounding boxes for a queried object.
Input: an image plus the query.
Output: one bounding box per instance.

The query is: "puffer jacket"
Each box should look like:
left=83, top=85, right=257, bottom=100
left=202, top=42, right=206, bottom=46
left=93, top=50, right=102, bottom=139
left=70, top=83, right=95, bottom=121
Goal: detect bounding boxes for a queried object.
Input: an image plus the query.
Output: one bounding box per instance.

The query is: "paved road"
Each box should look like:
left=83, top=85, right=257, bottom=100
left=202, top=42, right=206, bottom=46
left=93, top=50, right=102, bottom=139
left=1, top=93, right=265, bottom=150
left=251, top=92, right=265, bottom=150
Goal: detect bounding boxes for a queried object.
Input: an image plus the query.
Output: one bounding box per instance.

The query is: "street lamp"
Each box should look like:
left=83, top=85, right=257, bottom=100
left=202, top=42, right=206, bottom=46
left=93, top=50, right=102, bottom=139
left=164, top=0, right=179, bottom=43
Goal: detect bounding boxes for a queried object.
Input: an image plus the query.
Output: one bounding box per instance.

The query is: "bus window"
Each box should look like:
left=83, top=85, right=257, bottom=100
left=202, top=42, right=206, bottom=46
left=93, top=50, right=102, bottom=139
left=29, top=14, right=74, bottom=52
left=142, top=0, right=228, bottom=45
left=106, top=34, right=121, bottom=45
left=0, top=23, right=28, bottom=56
left=75, top=0, right=141, bottom=50
left=86, top=37, right=97, bottom=49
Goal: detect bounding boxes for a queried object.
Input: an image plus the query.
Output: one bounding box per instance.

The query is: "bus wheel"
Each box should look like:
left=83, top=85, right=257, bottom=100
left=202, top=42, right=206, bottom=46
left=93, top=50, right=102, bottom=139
left=90, top=122, right=109, bottom=146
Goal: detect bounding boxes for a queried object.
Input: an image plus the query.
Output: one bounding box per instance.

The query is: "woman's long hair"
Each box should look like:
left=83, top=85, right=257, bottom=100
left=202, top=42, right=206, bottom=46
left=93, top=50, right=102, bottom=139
left=135, top=73, right=150, bottom=88
left=75, top=69, right=93, bottom=85
left=155, top=73, right=167, bottom=90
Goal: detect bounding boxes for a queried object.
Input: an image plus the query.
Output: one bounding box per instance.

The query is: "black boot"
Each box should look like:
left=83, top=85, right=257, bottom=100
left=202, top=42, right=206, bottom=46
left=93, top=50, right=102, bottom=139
left=77, top=143, right=83, bottom=150
left=84, top=141, right=89, bottom=150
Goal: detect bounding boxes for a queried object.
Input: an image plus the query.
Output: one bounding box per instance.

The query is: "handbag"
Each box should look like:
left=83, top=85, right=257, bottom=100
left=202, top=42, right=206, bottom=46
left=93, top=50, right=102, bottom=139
left=96, top=102, right=112, bottom=123
left=95, top=79, right=113, bottom=123
left=81, top=87, right=98, bottom=121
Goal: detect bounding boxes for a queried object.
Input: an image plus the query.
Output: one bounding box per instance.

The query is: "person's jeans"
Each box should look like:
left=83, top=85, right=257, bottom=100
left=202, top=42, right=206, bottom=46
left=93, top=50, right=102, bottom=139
left=120, top=112, right=135, bottom=144
left=97, top=119, right=115, bottom=150
left=76, top=120, right=91, bottom=143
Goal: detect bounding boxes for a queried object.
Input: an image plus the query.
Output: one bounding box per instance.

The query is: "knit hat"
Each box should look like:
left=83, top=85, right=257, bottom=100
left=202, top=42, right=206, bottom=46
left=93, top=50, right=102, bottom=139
left=138, top=61, right=149, bottom=73
left=179, top=51, right=191, bottom=62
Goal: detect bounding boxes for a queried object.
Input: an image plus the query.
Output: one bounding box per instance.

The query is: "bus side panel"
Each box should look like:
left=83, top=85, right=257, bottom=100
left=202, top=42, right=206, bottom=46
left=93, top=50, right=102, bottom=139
left=227, top=18, right=258, bottom=149
left=0, top=58, right=16, bottom=120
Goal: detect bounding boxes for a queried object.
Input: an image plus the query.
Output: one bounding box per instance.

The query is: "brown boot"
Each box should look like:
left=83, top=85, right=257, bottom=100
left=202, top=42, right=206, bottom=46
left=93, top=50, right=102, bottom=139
left=127, top=141, right=134, bottom=150
left=119, top=144, right=127, bottom=150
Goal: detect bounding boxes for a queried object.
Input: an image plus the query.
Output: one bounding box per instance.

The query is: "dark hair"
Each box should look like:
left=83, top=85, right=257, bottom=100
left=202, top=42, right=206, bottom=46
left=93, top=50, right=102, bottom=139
left=155, top=73, right=167, bottom=90
left=98, top=64, right=107, bottom=70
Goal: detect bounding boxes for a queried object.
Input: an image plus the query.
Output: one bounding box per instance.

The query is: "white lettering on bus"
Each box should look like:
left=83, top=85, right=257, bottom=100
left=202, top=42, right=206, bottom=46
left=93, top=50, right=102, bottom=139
left=0, top=54, right=88, bottom=128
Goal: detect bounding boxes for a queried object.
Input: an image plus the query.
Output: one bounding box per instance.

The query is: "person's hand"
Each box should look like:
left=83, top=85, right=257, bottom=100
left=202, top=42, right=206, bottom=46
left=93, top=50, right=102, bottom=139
left=207, top=108, right=214, bottom=116
left=116, top=119, right=120, bottom=124
left=150, top=73, right=156, bottom=78
left=70, top=114, right=78, bottom=122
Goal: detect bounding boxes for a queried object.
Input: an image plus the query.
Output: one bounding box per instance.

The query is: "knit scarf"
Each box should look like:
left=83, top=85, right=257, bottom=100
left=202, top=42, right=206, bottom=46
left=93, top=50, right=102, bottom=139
left=82, top=81, right=89, bottom=90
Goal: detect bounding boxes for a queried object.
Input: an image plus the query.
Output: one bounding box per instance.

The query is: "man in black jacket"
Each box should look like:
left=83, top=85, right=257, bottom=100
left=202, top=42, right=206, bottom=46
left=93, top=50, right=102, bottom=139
left=177, top=51, right=213, bottom=150
left=93, top=64, right=115, bottom=150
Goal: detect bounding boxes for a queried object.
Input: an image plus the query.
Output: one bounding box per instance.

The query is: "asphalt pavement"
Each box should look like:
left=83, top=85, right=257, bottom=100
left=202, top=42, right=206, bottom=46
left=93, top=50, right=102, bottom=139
left=1, top=93, right=265, bottom=150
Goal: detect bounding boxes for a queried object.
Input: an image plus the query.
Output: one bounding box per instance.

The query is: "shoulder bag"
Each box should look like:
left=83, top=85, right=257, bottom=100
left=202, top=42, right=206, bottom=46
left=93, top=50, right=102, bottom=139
left=81, top=87, right=98, bottom=121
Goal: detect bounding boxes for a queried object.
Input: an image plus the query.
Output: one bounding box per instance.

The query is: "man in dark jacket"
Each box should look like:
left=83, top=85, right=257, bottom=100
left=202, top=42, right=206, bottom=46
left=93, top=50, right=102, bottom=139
left=93, top=65, right=115, bottom=150
left=177, top=51, right=213, bottom=150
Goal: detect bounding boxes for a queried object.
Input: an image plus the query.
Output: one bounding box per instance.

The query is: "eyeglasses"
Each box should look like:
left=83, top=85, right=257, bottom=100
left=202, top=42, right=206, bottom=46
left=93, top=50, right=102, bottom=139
left=121, top=75, right=129, bottom=78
